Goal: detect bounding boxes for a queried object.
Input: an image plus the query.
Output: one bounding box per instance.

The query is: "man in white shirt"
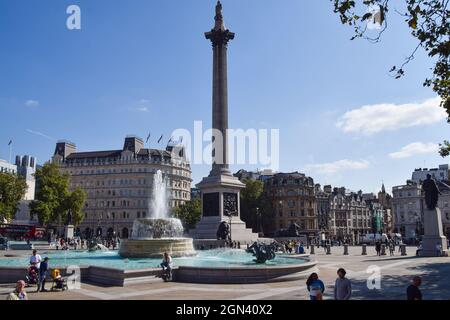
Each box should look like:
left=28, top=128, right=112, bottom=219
left=29, top=249, right=42, bottom=269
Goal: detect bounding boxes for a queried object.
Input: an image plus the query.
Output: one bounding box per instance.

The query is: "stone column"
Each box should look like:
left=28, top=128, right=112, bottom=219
left=192, top=2, right=257, bottom=244
left=205, top=1, right=235, bottom=177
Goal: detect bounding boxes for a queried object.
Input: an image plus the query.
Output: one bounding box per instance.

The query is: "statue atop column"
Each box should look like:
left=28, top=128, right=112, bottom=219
left=214, top=1, right=224, bottom=31
left=422, top=174, right=440, bottom=210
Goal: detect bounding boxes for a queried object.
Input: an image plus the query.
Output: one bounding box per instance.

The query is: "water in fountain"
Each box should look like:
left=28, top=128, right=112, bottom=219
left=130, top=170, right=184, bottom=240
left=150, top=169, right=169, bottom=219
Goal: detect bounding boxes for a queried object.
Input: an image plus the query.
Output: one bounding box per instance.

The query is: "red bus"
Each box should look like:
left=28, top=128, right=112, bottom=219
left=0, top=224, right=46, bottom=240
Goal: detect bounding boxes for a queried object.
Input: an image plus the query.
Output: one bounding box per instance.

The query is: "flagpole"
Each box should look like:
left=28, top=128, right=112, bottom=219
left=8, top=142, right=12, bottom=164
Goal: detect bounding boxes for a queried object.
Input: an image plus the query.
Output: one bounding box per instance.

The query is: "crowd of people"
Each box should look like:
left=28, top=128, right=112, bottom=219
left=2, top=236, right=431, bottom=301
left=50, top=236, right=120, bottom=251
left=305, top=270, right=423, bottom=300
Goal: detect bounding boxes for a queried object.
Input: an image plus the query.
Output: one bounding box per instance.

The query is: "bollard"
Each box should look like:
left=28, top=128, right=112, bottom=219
left=310, top=245, right=315, bottom=255
left=381, top=244, right=386, bottom=256
left=400, top=244, right=407, bottom=256
left=344, top=244, right=349, bottom=255
left=326, top=244, right=331, bottom=255
left=362, top=244, right=367, bottom=255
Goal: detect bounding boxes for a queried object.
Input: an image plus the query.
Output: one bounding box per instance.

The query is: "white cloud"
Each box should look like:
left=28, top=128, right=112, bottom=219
left=26, top=129, right=54, bottom=140
left=133, top=99, right=150, bottom=112
left=25, top=100, right=39, bottom=108
left=305, top=159, right=370, bottom=175
left=389, top=142, right=439, bottom=159
left=336, top=97, right=445, bottom=135
left=136, top=106, right=149, bottom=112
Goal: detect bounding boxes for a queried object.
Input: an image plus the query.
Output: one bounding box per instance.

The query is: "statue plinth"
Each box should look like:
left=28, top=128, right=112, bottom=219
left=192, top=174, right=258, bottom=243
left=65, top=225, right=74, bottom=239
left=419, top=208, right=448, bottom=257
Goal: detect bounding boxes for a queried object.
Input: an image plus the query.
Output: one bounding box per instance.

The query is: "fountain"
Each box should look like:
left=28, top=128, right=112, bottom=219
left=119, top=170, right=196, bottom=258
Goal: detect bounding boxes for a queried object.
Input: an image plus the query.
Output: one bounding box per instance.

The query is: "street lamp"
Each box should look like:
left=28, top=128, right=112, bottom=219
left=256, top=207, right=262, bottom=235
left=224, top=210, right=238, bottom=245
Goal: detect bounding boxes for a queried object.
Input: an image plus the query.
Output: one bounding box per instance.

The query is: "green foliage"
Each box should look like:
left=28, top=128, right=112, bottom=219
left=173, top=198, right=201, bottom=231
left=240, top=179, right=272, bottom=234
left=332, top=0, right=449, bottom=154
left=0, top=172, right=28, bottom=221
left=29, top=162, right=86, bottom=226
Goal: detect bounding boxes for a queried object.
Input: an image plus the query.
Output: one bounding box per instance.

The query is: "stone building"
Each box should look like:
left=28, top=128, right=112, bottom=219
left=315, top=184, right=332, bottom=239
left=52, top=136, right=192, bottom=239
left=234, top=169, right=275, bottom=182
left=0, top=156, right=36, bottom=201
left=412, top=164, right=449, bottom=183
left=264, top=172, right=317, bottom=238
left=437, top=181, right=450, bottom=238
left=393, top=179, right=450, bottom=240
left=392, top=181, right=424, bottom=240
left=362, top=184, right=394, bottom=234
left=1, top=156, right=38, bottom=225
left=329, top=188, right=371, bottom=244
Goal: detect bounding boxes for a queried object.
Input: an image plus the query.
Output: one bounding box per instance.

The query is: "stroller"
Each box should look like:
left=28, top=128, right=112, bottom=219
left=25, top=265, right=39, bottom=287
left=50, top=268, right=68, bottom=291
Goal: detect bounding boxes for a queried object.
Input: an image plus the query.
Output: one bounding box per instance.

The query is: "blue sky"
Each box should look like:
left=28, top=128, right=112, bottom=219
left=0, top=0, right=449, bottom=194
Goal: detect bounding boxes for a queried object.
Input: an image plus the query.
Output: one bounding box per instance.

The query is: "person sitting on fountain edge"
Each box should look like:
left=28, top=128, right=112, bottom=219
left=161, top=252, right=173, bottom=279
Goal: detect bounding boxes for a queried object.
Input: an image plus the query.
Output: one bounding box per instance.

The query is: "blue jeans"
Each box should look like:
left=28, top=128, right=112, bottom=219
left=161, top=262, right=171, bottom=272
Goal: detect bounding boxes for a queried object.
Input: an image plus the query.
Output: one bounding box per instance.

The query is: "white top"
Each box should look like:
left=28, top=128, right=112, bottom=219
left=30, top=254, right=42, bottom=268
left=163, top=256, right=173, bottom=266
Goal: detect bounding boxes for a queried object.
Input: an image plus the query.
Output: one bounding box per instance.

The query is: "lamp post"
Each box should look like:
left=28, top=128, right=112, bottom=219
left=256, top=207, right=262, bottom=235
left=224, top=210, right=238, bottom=245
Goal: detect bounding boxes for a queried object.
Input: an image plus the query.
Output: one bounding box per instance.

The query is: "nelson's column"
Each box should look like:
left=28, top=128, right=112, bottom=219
left=192, top=1, right=258, bottom=244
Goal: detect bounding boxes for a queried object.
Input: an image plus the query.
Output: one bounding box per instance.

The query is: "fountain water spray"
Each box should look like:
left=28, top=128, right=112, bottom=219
left=120, top=170, right=195, bottom=258
left=150, top=170, right=169, bottom=219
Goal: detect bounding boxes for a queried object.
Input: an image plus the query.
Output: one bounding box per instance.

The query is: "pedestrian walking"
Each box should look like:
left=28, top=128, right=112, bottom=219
left=334, top=268, right=351, bottom=300
left=375, top=241, right=381, bottom=256
left=406, top=276, right=422, bottom=300
left=306, top=273, right=325, bottom=300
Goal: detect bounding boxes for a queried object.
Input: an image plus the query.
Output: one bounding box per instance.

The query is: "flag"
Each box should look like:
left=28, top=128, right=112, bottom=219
left=146, top=133, right=151, bottom=144
left=8, top=140, right=12, bottom=146
left=157, top=135, right=163, bottom=144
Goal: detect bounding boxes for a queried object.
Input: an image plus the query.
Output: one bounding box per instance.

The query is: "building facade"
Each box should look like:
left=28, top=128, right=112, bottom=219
left=329, top=188, right=371, bottom=244
left=315, top=184, right=332, bottom=239
left=1, top=156, right=38, bottom=225
left=412, top=164, right=449, bottom=183
left=392, top=181, right=424, bottom=240
left=362, top=184, right=394, bottom=234
left=0, top=156, right=36, bottom=200
left=437, top=182, right=450, bottom=238
left=52, top=136, right=192, bottom=239
left=264, top=172, right=317, bottom=238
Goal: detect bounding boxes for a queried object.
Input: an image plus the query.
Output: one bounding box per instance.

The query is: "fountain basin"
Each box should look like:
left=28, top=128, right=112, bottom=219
left=119, top=217, right=196, bottom=258
left=119, top=238, right=196, bottom=258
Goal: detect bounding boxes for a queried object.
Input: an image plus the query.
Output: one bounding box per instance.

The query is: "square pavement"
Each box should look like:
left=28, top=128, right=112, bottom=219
left=1, top=246, right=449, bottom=300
